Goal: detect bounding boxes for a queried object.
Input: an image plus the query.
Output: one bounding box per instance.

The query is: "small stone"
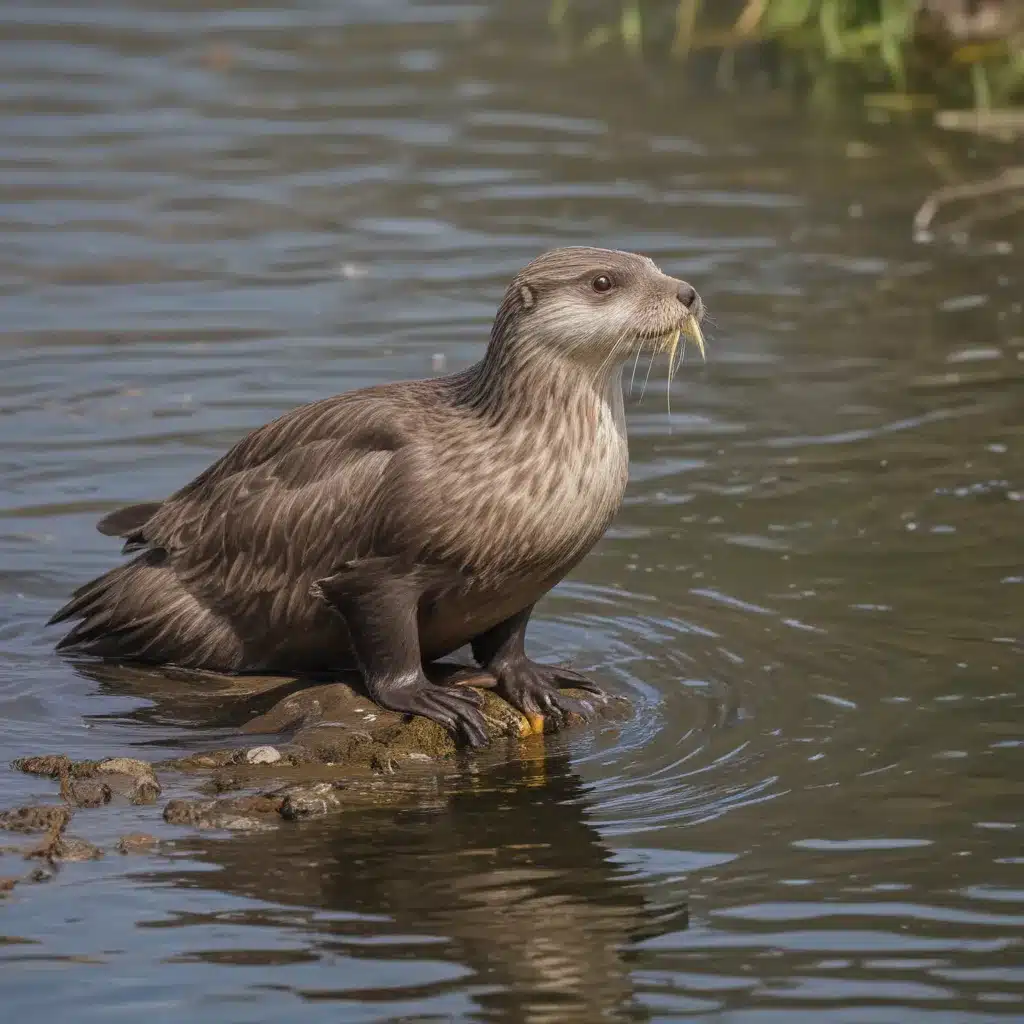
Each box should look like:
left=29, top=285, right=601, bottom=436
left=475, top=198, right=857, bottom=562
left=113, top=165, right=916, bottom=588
left=279, top=782, right=347, bottom=821
left=117, top=833, right=158, bottom=855
left=245, top=745, right=282, bottom=765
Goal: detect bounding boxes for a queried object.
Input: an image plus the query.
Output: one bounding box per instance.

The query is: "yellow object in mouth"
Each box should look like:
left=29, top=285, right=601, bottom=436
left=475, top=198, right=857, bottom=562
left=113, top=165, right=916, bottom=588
left=681, top=312, right=706, bottom=361
left=661, top=315, right=706, bottom=414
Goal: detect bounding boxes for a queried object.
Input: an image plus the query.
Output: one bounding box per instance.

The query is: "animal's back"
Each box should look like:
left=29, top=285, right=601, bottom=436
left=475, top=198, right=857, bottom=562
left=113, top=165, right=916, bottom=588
left=49, top=381, right=443, bottom=672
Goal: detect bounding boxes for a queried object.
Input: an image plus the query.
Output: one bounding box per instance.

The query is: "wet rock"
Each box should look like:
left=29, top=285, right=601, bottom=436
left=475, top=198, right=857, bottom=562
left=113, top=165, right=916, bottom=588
left=13, top=755, right=98, bottom=779
left=278, top=782, right=348, bottom=821
left=163, top=795, right=283, bottom=831
left=0, top=877, right=18, bottom=895
left=94, top=758, right=161, bottom=804
left=54, top=837, right=104, bottom=862
left=12, top=753, right=161, bottom=805
left=203, top=771, right=248, bottom=795
left=245, top=745, right=282, bottom=765
left=241, top=681, right=387, bottom=735
left=5, top=804, right=93, bottom=864
left=162, top=750, right=244, bottom=771
left=2, top=670, right=631, bottom=847
left=161, top=746, right=306, bottom=776
left=116, top=833, right=158, bottom=855
left=0, top=804, right=70, bottom=834
left=68, top=779, right=112, bottom=808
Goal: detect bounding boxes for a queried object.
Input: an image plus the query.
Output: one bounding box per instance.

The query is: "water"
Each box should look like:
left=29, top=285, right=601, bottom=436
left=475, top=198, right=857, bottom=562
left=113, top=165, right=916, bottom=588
left=1, top=0, right=1022, bottom=1019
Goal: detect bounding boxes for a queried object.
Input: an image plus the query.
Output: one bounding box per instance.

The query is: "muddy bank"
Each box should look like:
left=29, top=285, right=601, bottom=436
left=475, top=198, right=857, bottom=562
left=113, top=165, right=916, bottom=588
left=2, top=673, right=629, bottom=894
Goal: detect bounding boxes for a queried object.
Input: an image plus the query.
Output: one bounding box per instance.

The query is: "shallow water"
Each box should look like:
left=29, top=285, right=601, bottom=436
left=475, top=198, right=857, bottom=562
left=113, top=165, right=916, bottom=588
left=1, top=0, right=1022, bottom=1019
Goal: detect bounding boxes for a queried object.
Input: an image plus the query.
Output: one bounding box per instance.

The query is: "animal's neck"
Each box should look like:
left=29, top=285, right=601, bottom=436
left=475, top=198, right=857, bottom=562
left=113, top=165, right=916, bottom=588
left=437, top=334, right=630, bottom=585
left=456, top=336, right=627, bottom=442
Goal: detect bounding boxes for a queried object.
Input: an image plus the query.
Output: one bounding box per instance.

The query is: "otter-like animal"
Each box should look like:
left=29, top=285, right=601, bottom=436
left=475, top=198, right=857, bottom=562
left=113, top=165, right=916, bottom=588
left=50, top=247, right=704, bottom=746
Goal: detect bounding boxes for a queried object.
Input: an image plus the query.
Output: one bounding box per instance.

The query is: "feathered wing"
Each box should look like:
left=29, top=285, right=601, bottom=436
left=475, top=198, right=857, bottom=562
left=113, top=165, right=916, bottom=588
left=50, top=389, right=428, bottom=671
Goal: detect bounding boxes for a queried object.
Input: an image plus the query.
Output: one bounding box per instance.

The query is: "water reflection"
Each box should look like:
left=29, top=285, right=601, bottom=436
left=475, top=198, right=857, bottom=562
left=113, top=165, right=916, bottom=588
left=150, top=754, right=681, bottom=1022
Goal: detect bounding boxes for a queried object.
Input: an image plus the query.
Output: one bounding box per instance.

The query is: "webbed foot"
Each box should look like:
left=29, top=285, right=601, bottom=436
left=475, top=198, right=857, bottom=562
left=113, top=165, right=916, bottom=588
left=490, top=659, right=605, bottom=735
left=370, top=674, right=491, bottom=748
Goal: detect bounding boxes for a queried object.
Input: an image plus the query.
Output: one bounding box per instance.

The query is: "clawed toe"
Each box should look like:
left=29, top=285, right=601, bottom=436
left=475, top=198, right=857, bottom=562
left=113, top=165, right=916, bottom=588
left=422, top=689, right=489, bottom=748
left=550, top=664, right=606, bottom=696
left=494, top=661, right=605, bottom=734
left=372, top=677, right=491, bottom=749
left=540, top=690, right=596, bottom=721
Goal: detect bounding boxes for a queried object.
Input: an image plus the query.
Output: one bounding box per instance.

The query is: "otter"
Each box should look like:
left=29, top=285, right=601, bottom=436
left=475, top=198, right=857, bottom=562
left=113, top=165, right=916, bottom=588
left=49, top=247, right=705, bottom=747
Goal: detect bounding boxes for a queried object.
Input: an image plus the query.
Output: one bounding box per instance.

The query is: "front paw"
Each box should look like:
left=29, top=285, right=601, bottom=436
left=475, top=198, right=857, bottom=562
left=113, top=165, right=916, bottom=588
left=369, top=674, right=491, bottom=748
left=491, top=660, right=605, bottom=735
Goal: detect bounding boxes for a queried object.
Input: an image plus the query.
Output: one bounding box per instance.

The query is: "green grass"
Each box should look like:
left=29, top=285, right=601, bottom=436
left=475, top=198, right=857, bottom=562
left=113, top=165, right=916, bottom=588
left=549, top=0, right=1024, bottom=112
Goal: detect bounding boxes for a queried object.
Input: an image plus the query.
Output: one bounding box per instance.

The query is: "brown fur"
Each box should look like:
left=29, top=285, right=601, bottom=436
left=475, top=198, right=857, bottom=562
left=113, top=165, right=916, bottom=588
left=50, top=247, right=702, bottom=675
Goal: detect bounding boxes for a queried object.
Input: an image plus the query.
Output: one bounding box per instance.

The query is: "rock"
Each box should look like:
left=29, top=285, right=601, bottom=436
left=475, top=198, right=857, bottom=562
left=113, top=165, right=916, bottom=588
left=0, top=877, right=18, bottom=895
left=240, top=681, right=387, bottom=735
left=162, top=750, right=243, bottom=771
left=2, top=667, right=632, bottom=845
left=245, top=745, right=282, bottom=765
left=163, top=795, right=283, bottom=831
left=117, top=833, right=158, bottom=855
left=94, top=758, right=161, bottom=804
left=12, top=753, right=161, bottom=805
left=13, top=755, right=99, bottom=779
left=54, top=837, right=104, bottom=862
left=68, top=780, right=112, bottom=808
left=0, top=804, right=70, bottom=834
left=278, top=782, right=347, bottom=821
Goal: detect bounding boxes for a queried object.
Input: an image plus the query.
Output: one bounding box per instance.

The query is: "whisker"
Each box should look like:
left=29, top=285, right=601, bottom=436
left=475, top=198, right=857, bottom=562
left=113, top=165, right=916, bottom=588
left=665, top=328, right=680, bottom=422
left=629, top=347, right=643, bottom=397
left=638, top=350, right=657, bottom=404
left=589, top=322, right=632, bottom=397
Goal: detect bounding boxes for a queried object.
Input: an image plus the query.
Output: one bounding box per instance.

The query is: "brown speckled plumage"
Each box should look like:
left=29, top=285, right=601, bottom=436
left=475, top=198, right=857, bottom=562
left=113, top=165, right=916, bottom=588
left=50, top=247, right=704, bottom=744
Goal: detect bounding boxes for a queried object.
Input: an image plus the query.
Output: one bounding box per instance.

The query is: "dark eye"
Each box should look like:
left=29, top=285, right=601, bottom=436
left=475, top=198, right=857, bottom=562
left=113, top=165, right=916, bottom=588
left=592, top=274, right=613, bottom=293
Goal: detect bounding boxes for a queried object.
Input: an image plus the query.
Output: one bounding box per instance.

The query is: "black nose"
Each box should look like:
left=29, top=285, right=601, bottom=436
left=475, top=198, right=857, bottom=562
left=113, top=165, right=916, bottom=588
left=677, top=282, right=698, bottom=308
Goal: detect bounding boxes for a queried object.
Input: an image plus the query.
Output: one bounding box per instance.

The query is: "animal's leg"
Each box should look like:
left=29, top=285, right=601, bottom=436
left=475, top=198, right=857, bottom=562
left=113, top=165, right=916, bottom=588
left=313, top=560, right=490, bottom=747
left=470, top=604, right=604, bottom=735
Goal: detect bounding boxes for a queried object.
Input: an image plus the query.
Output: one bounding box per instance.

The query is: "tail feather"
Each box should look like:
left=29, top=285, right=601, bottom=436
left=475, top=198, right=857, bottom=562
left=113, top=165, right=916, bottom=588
left=96, top=502, right=163, bottom=538
left=49, top=551, right=240, bottom=670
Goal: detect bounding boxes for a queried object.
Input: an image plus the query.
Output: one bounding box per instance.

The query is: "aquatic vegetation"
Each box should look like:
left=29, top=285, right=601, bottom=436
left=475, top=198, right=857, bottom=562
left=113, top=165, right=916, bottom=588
left=550, top=0, right=1024, bottom=113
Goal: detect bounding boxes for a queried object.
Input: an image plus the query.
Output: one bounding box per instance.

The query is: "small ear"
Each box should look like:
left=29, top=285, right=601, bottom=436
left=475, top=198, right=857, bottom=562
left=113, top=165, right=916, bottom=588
left=518, top=284, right=536, bottom=310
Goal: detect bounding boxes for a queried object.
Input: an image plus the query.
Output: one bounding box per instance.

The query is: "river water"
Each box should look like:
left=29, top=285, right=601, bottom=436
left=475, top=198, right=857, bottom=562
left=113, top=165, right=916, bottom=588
left=1, top=0, right=1022, bottom=1020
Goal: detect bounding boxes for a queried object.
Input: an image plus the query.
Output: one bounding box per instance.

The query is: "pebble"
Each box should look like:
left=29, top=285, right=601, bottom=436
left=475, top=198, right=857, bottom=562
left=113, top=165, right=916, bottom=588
left=245, top=745, right=282, bottom=765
